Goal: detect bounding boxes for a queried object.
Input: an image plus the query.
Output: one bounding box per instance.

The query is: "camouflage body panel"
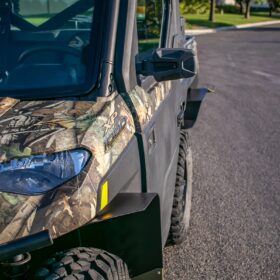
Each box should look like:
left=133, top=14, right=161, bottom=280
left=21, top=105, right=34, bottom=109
left=0, top=96, right=135, bottom=244
left=122, top=82, right=172, bottom=132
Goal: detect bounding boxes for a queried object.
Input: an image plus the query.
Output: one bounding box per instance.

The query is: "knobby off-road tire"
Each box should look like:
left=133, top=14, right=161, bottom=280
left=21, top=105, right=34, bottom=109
left=167, top=130, right=193, bottom=245
left=35, top=247, right=130, bottom=280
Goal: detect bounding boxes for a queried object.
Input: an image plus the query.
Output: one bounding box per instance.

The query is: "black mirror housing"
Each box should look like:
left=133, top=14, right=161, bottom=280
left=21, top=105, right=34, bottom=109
left=136, top=48, right=197, bottom=82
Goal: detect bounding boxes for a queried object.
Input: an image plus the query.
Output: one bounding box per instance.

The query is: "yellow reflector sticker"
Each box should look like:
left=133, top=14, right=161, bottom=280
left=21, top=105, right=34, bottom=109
left=101, top=181, right=109, bottom=210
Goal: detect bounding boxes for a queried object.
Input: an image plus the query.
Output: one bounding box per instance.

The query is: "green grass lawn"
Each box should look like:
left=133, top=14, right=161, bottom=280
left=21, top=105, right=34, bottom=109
left=185, top=12, right=280, bottom=29
left=23, top=12, right=280, bottom=30
left=25, top=17, right=49, bottom=26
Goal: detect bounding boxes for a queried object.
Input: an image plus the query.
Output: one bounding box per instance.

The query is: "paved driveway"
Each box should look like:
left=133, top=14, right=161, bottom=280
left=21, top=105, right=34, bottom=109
left=164, top=24, right=280, bottom=280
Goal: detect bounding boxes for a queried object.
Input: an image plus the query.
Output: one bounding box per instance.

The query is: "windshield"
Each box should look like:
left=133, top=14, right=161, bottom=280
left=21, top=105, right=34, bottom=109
left=0, top=0, right=98, bottom=97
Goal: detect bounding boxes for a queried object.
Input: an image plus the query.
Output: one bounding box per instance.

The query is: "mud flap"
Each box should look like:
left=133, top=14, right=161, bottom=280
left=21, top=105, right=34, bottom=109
left=87, top=193, right=163, bottom=279
left=184, top=87, right=214, bottom=129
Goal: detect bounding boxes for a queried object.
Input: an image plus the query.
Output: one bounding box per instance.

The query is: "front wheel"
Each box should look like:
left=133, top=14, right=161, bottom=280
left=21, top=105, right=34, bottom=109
left=35, top=247, right=130, bottom=280
left=167, top=130, right=193, bottom=245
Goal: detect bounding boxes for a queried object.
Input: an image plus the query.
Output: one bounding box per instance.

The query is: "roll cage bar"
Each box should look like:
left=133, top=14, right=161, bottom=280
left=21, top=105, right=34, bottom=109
left=0, top=0, right=94, bottom=31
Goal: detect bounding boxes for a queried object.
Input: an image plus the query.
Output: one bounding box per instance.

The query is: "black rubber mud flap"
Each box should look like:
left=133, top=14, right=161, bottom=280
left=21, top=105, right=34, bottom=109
left=184, top=87, right=214, bottom=129
left=87, top=193, right=163, bottom=278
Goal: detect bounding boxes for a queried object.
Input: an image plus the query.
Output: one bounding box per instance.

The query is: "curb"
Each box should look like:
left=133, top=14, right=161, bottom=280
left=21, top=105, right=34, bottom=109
left=185, top=20, right=280, bottom=35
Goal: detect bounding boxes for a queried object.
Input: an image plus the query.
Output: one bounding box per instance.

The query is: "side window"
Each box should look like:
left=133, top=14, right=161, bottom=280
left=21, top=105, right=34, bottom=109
left=137, top=0, right=163, bottom=55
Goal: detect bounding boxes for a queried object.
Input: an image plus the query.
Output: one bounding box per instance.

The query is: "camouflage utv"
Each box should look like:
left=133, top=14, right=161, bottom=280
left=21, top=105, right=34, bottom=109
left=0, top=0, right=208, bottom=279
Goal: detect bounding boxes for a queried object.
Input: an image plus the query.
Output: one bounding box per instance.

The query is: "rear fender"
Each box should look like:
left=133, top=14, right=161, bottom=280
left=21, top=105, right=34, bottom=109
left=184, top=87, right=213, bottom=129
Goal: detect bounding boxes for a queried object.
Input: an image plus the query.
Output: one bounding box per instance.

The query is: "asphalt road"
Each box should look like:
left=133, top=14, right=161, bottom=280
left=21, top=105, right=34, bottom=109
left=164, top=24, right=280, bottom=280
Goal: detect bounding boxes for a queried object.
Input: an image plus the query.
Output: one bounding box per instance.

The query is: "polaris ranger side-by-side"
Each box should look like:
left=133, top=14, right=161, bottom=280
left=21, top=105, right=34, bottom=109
left=0, top=0, right=208, bottom=279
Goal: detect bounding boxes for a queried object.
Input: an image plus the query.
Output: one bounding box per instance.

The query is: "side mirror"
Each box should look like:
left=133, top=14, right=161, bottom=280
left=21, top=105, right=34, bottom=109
left=136, top=48, right=197, bottom=82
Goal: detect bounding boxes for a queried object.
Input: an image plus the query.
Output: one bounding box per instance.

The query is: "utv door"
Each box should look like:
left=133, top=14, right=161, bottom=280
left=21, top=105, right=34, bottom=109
left=135, top=0, right=185, bottom=243
left=115, top=0, right=197, bottom=244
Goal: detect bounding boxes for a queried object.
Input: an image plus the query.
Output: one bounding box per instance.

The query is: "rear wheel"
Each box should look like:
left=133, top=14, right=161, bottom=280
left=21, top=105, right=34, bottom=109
left=35, top=247, right=130, bottom=280
left=167, top=130, right=193, bottom=245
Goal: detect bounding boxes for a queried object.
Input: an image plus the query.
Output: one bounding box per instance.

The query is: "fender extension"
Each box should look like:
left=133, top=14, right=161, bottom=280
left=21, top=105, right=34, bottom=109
left=184, top=87, right=214, bottom=129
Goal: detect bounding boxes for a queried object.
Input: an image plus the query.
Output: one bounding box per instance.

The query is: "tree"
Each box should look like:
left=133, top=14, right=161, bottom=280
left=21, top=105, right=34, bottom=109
left=268, top=0, right=280, bottom=16
left=275, top=0, right=280, bottom=7
left=236, top=0, right=245, bottom=14
left=209, top=0, right=216, bottom=22
left=181, top=0, right=210, bottom=14
left=244, top=0, right=252, bottom=19
left=268, top=0, right=273, bottom=16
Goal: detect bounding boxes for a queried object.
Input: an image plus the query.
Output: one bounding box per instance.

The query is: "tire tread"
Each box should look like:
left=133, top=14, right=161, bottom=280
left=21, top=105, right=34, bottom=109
left=35, top=248, right=130, bottom=280
left=167, top=130, right=192, bottom=246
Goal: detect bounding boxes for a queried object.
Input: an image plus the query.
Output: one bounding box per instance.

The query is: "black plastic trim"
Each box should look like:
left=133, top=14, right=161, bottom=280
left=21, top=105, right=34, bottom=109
left=115, top=0, right=138, bottom=93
